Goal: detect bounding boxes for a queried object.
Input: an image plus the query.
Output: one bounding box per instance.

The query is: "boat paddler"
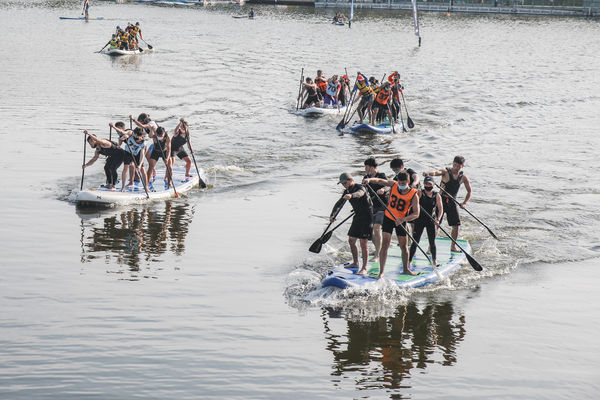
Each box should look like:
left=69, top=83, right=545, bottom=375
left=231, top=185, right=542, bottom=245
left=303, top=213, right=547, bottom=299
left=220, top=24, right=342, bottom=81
left=82, top=130, right=126, bottom=191
left=372, top=81, right=395, bottom=126
left=422, top=156, right=472, bottom=252
left=330, top=173, right=373, bottom=275
left=363, top=171, right=420, bottom=278
left=169, top=119, right=193, bottom=180
left=352, top=72, right=374, bottom=124
left=111, top=123, right=149, bottom=192
left=298, top=77, right=319, bottom=109
left=362, top=157, right=388, bottom=263
left=82, top=0, right=90, bottom=22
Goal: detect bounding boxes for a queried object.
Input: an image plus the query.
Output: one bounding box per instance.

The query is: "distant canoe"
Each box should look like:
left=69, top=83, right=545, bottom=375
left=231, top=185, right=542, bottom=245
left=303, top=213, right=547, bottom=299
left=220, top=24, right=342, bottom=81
left=59, top=16, right=105, bottom=20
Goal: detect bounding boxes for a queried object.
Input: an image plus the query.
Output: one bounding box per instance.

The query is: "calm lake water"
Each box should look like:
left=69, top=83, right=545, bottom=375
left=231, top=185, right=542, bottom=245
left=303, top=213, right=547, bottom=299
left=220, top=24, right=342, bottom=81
left=1, top=1, right=599, bottom=398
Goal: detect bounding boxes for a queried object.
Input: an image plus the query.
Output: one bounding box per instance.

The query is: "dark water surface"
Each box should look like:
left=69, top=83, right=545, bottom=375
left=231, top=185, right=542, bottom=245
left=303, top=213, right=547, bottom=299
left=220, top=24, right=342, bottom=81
left=1, top=1, right=599, bottom=398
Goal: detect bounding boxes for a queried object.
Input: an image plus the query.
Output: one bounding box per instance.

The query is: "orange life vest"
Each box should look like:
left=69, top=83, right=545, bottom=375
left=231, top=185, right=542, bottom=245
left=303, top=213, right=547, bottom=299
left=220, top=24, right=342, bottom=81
left=385, top=184, right=417, bottom=220
left=375, top=88, right=391, bottom=105
left=315, top=77, right=327, bottom=92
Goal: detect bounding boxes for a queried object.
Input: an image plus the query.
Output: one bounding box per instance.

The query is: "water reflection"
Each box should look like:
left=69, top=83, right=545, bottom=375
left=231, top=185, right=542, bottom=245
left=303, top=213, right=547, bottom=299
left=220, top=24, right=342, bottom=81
left=323, top=301, right=465, bottom=393
left=78, top=201, right=194, bottom=277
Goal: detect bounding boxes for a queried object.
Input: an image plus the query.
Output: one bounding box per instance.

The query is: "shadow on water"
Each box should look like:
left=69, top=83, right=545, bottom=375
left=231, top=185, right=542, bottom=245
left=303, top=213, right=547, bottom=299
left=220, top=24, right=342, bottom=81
left=322, top=300, right=466, bottom=394
left=77, top=201, right=194, bottom=278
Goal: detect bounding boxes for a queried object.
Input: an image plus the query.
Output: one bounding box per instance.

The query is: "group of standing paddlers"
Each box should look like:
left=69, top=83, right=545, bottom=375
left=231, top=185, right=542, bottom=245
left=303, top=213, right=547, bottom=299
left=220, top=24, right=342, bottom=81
left=296, top=70, right=414, bottom=132
left=318, top=156, right=474, bottom=279
left=82, top=114, right=198, bottom=193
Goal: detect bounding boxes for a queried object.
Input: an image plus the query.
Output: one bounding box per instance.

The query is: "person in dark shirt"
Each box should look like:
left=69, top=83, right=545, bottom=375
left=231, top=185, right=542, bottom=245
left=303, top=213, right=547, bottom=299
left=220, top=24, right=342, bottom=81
left=423, top=155, right=472, bottom=252
left=330, top=172, right=373, bottom=275
left=362, top=157, right=388, bottom=262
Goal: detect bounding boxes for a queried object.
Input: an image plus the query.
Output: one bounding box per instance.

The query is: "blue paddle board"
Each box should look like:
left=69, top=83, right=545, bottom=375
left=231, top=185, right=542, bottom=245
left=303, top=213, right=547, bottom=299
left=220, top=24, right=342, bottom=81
left=322, top=237, right=470, bottom=289
left=59, top=16, right=105, bottom=20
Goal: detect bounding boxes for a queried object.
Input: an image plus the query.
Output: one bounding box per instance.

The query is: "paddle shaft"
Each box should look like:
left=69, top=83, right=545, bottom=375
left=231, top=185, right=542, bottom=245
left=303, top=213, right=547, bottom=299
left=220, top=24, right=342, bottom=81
left=80, top=133, right=86, bottom=190
left=417, top=201, right=482, bottom=271
left=400, top=91, right=414, bottom=129
left=97, top=39, right=111, bottom=53
left=140, top=37, right=153, bottom=50
left=326, top=212, right=355, bottom=236
left=364, top=183, right=438, bottom=275
left=434, top=182, right=498, bottom=240
left=155, top=135, right=178, bottom=198
left=184, top=124, right=207, bottom=189
left=296, top=68, right=304, bottom=111
left=318, top=193, right=346, bottom=237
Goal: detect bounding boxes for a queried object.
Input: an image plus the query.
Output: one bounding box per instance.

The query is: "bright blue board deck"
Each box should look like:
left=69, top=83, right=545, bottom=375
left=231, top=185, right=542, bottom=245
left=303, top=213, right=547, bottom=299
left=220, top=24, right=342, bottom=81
left=349, top=121, right=403, bottom=134
left=59, top=17, right=105, bottom=20
left=321, top=237, right=470, bottom=289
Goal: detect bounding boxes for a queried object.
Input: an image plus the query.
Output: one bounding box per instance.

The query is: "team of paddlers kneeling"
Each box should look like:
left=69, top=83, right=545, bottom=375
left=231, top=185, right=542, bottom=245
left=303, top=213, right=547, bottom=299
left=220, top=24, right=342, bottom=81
left=82, top=114, right=197, bottom=192
left=297, top=70, right=407, bottom=126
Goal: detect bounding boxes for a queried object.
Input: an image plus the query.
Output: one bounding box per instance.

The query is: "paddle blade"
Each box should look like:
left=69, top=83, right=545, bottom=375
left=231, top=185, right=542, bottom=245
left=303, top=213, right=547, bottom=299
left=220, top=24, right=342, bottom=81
left=465, top=252, right=483, bottom=271
left=336, top=120, right=346, bottom=131
left=407, top=116, right=415, bottom=129
left=308, top=239, right=323, bottom=254
left=320, top=230, right=333, bottom=244
left=148, top=44, right=153, bottom=49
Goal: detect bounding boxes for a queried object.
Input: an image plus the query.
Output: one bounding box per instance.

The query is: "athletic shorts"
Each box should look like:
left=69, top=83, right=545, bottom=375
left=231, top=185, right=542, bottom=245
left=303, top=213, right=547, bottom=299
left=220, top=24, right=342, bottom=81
left=171, top=147, right=188, bottom=159
left=304, top=95, right=319, bottom=106
left=123, top=151, right=143, bottom=166
left=382, top=216, right=407, bottom=237
left=150, top=147, right=166, bottom=161
left=442, top=196, right=461, bottom=226
left=372, top=210, right=385, bottom=226
left=372, top=101, right=388, bottom=111
left=324, top=95, right=337, bottom=106
left=348, top=214, right=373, bottom=240
left=360, top=94, right=374, bottom=104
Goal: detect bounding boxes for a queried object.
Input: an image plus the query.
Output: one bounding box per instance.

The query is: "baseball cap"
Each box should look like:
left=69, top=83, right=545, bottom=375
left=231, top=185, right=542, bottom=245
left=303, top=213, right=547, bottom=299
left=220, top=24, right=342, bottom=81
left=338, top=172, right=352, bottom=184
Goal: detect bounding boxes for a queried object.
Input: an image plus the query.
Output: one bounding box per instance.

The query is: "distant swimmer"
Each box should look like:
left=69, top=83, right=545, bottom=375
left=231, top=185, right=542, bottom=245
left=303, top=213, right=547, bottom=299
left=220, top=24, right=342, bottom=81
left=408, top=176, right=443, bottom=266
left=330, top=173, right=373, bottom=275
left=352, top=73, right=374, bottom=124
left=170, top=119, right=193, bottom=180
left=423, top=155, right=472, bottom=252
left=363, top=171, right=420, bottom=278
left=298, top=77, right=319, bottom=109
left=82, top=130, right=125, bottom=190
left=82, top=0, right=90, bottom=22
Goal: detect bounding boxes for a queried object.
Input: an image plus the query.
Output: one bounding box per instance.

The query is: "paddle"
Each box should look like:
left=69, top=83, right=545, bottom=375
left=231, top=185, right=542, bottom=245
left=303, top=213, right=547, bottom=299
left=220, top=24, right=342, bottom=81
left=336, top=75, right=359, bottom=131
left=139, top=37, right=153, bottom=50
left=365, top=183, right=442, bottom=280
left=309, top=193, right=346, bottom=253
left=309, top=212, right=355, bottom=254
left=96, top=39, right=111, bottom=53
left=400, top=91, right=415, bottom=129
left=80, top=131, right=87, bottom=190
left=387, top=102, right=397, bottom=134
left=418, top=204, right=483, bottom=271
left=154, top=134, right=178, bottom=198
left=296, top=68, right=304, bottom=111
left=122, top=132, right=150, bottom=199
left=109, top=125, right=112, bottom=142
left=434, top=182, right=498, bottom=240
left=182, top=120, right=207, bottom=189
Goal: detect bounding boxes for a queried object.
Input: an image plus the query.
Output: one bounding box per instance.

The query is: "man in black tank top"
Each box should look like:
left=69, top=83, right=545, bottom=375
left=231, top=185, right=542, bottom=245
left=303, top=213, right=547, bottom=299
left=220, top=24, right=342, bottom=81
left=423, top=155, right=472, bottom=252
left=362, top=158, right=388, bottom=263
left=330, top=173, right=373, bottom=275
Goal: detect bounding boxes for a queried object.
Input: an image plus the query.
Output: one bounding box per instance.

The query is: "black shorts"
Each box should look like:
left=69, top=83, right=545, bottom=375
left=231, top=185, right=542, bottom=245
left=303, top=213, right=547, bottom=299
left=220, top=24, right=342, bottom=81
left=304, top=94, right=319, bottom=105
left=372, top=101, right=388, bottom=111
left=348, top=214, right=373, bottom=239
left=442, top=196, right=461, bottom=226
left=123, top=151, right=143, bottom=166
left=150, top=147, right=166, bottom=161
left=171, top=147, right=188, bottom=159
left=382, top=216, right=407, bottom=237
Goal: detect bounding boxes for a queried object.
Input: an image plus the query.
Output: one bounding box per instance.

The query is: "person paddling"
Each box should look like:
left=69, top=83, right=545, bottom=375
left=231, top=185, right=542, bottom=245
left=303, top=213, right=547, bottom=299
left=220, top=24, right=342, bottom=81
left=315, top=70, right=327, bottom=107
left=248, top=8, right=255, bottom=18
left=423, top=156, right=472, bottom=252
left=81, top=130, right=126, bottom=191
left=112, top=124, right=148, bottom=192
left=330, top=173, right=373, bottom=275
left=170, top=119, right=193, bottom=180
left=352, top=73, right=374, bottom=124
left=298, top=78, right=319, bottom=109
left=362, top=158, right=388, bottom=263
left=324, top=75, right=341, bottom=107
left=363, top=172, right=420, bottom=278
left=408, top=176, right=443, bottom=266
left=82, top=0, right=90, bottom=21
left=390, top=158, right=420, bottom=188
left=146, top=125, right=172, bottom=190
left=372, top=81, right=395, bottom=126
